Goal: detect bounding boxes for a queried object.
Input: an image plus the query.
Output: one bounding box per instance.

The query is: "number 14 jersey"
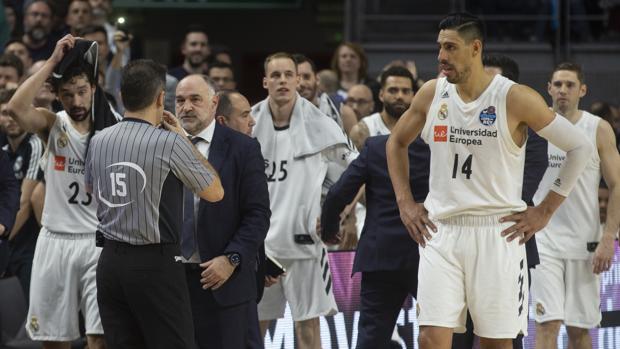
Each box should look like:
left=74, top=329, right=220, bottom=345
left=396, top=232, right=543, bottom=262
left=420, top=75, right=527, bottom=220
left=42, top=111, right=98, bottom=234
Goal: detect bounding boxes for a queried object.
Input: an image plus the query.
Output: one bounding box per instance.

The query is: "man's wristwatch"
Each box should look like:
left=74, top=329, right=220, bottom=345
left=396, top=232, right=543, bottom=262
left=226, top=253, right=241, bottom=267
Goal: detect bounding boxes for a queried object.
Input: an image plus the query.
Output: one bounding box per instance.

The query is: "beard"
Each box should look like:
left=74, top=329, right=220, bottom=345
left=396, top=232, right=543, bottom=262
left=298, top=85, right=317, bottom=102
left=67, top=107, right=91, bottom=122
left=445, top=65, right=471, bottom=84
left=187, top=54, right=206, bottom=69
left=384, top=100, right=410, bottom=119
left=26, top=25, right=48, bottom=43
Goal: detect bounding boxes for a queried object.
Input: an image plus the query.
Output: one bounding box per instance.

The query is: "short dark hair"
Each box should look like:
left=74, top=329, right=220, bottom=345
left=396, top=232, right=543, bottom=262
left=215, top=91, right=234, bottom=118
left=551, top=62, right=585, bottom=84
left=263, top=52, right=296, bottom=75
left=52, top=64, right=95, bottom=92
left=23, top=0, right=55, bottom=16
left=292, top=54, right=317, bottom=74
left=121, top=59, right=166, bottom=112
left=439, top=12, right=485, bottom=44
left=380, top=66, right=415, bottom=89
left=0, top=88, right=16, bottom=104
left=77, top=25, right=108, bottom=40
left=590, top=101, right=613, bottom=123
left=0, top=53, right=24, bottom=79
left=207, top=61, right=234, bottom=76
left=483, top=53, right=520, bottom=82
left=183, top=24, right=208, bottom=42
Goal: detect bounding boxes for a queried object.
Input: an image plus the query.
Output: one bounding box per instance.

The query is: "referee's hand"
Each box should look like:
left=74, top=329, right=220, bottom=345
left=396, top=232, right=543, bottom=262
left=161, top=111, right=185, bottom=136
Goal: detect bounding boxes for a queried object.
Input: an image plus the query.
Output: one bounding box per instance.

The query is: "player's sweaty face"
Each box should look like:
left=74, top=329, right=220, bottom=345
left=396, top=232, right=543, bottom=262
left=176, top=75, right=217, bottom=136
left=548, top=70, right=585, bottom=114
left=437, top=29, right=472, bottom=84
left=58, top=76, right=94, bottom=122
left=264, top=58, right=299, bottom=104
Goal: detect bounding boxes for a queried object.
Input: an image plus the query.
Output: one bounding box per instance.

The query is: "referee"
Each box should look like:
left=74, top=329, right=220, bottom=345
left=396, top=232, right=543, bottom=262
left=84, top=59, right=224, bottom=348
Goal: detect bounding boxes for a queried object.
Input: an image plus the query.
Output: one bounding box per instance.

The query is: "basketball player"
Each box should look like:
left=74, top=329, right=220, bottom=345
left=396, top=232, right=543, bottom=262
left=386, top=13, right=593, bottom=349
left=531, top=62, right=620, bottom=349
left=349, top=65, right=415, bottom=150
left=253, top=52, right=356, bottom=349
left=6, top=35, right=106, bottom=349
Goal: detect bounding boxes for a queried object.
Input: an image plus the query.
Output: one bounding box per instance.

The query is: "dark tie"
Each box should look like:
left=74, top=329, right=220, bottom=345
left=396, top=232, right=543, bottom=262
left=180, top=136, right=203, bottom=259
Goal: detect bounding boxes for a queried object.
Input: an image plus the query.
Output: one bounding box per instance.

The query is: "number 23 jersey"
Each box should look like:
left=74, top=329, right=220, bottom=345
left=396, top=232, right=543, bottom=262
left=42, top=111, right=98, bottom=233
left=420, top=75, right=527, bottom=220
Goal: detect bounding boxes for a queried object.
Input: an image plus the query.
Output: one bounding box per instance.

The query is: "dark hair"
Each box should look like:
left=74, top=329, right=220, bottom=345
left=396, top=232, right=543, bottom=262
left=0, top=53, right=24, bottom=78
left=121, top=59, right=166, bottom=112
left=551, top=62, right=585, bottom=84
left=380, top=66, right=415, bottom=89
left=4, top=39, right=27, bottom=50
left=483, top=53, right=520, bottom=83
left=23, top=0, right=55, bottom=16
left=52, top=64, right=95, bottom=92
left=77, top=25, right=108, bottom=40
left=215, top=91, right=234, bottom=118
left=590, top=101, right=613, bottom=123
left=183, top=24, right=208, bottom=43
left=292, top=53, right=317, bottom=74
left=438, top=12, right=485, bottom=44
left=263, top=52, right=296, bottom=75
left=207, top=61, right=234, bottom=76
left=0, top=88, right=16, bottom=104
left=330, top=42, right=368, bottom=81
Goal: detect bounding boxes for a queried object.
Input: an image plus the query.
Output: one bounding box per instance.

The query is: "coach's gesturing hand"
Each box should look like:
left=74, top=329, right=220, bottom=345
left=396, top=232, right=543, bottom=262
left=398, top=200, right=436, bottom=247
left=200, top=256, right=235, bottom=290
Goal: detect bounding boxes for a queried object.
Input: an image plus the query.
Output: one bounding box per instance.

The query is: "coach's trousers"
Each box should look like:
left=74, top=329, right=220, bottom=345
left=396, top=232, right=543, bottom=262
left=356, top=268, right=418, bottom=349
left=97, top=239, right=196, bottom=349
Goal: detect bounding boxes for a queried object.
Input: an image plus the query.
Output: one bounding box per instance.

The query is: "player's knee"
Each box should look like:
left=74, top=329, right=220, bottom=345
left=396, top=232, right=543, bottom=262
left=566, top=326, right=589, bottom=341
left=295, top=318, right=320, bottom=344
left=536, top=320, right=562, bottom=336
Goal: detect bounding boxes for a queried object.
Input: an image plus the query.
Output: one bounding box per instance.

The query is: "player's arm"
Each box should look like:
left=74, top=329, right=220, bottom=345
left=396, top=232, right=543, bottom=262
left=349, top=121, right=370, bottom=151
left=500, top=84, right=594, bottom=243
left=386, top=79, right=436, bottom=246
left=6, top=35, right=77, bottom=136
left=593, top=120, right=620, bottom=274
left=340, top=104, right=358, bottom=135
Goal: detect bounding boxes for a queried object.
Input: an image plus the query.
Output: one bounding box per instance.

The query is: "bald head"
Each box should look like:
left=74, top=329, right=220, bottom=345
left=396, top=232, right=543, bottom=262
left=215, top=91, right=255, bottom=136
left=345, top=84, right=374, bottom=120
left=175, top=74, right=218, bottom=136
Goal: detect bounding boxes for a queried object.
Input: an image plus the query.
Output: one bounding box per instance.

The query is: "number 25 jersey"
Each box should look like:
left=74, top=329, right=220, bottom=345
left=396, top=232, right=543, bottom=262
left=420, top=75, right=527, bottom=220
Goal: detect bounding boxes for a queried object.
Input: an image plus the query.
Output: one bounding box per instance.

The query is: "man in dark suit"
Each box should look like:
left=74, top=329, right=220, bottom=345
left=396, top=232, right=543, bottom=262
left=176, top=75, right=271, bottom=349
left=321, top=135, right=430, bottom=348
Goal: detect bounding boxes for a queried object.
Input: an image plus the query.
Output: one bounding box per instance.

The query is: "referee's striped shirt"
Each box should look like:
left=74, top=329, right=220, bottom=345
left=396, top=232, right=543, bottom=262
left=85, top=117, right=215, bottom=245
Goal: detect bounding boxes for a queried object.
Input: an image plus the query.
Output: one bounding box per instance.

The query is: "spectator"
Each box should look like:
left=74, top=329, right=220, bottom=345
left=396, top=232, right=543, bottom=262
left=169, top=25, right=210, bottom=81
left=0, top=53, right=23, bottom=88
left=207, top=60, right=236, bottom=92
left=5, top=39, right=33, bottom=72
left=22, top=0, right=56, bottom=61
left=65, top=0, right=93, bottom=36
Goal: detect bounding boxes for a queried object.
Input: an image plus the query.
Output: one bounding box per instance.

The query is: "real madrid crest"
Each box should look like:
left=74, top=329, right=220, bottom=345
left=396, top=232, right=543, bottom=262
left=30, top=316, right=39, bottom=332
left=438, top=103, right=448, bottom=120
left=57, top=134, right=68, bottom=148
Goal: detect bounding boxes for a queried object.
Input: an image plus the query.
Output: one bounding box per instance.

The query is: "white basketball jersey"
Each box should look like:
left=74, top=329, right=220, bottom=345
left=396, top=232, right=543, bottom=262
left=361, top=113, right=391, bottom=136
left=533, top=111, right=601, bottom=259
left=42, top=112, right=99, bottom=233
left=420, top=75, right=526, bottom=219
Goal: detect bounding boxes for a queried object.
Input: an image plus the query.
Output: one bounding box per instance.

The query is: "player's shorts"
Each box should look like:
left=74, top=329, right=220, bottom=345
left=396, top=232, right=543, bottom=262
left=258, top=248, right=338, bottom=321
left=417, top=214, right=528, bottom=339
left=26, top=228, right=103, bottom=341
left=530, top=253, right=601, bottom=328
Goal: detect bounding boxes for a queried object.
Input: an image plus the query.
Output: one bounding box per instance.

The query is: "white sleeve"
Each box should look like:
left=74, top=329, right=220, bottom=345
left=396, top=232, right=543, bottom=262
left=536, top=114, right=594, bottom=196
left=322, top=144, right=358, bottom=190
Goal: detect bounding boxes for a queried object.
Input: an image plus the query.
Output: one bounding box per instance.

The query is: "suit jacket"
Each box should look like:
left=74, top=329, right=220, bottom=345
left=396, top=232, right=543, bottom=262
left=0, top=151, right=20, bottom=234
left=322, top=135, right=430, bottom=274
left=195, top=123, right=271, bottom=307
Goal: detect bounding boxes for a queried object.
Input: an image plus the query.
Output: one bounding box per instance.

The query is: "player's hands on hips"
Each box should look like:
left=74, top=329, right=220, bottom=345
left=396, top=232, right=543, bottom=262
left=398, top=199, right=436, bottom=247
left=200, top=256, right=235, bottom=290
left=161, top=111, right=185, bottom=136
left=593, top=234, right=616, bottom=274
left=49, top=34, right=76, bottom=66
left=500, top=206, right=552, bottom=244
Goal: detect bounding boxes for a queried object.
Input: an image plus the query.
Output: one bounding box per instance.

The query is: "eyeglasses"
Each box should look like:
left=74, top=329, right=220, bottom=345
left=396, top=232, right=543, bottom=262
left=345, top=98, right=371, bottom=106
left=27, top=11, right=51, bottom=20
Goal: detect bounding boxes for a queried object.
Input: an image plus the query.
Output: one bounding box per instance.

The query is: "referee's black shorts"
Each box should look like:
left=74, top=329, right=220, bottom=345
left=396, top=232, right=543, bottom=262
left=96, top=238, right=195, bottom=349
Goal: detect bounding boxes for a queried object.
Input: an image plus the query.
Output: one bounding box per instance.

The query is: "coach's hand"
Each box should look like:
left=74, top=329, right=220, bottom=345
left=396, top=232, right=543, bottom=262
left=398, top=200, right=436, bottom=247
left=200, top=256, right=235, bottom=290
left=500, top=206, right=552, bottom=244
left=593, top=234, right=615, bottom=274
left=49, top=34, right=76, bottom=66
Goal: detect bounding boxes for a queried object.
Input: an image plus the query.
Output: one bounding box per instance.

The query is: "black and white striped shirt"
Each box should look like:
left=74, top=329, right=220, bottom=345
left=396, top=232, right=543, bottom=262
left=85, top=118, right=216, bottom=245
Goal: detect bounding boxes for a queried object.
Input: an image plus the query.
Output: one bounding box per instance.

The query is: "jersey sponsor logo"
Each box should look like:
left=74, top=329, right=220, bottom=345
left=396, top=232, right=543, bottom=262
left=438, top=103, right=448, bottom=120
left=54, top=155, right=66, bottom=171
left=548, top=153, right=565, bottom=168
left=434, top=125, right=448, bottom=142
left=479, top=106, right=497, bottom=126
